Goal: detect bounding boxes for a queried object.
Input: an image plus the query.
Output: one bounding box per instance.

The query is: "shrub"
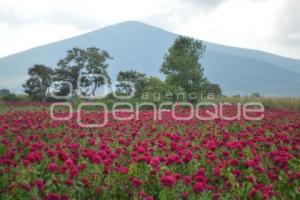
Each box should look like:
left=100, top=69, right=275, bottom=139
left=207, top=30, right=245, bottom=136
left=1, top=93, right=21, bottom=102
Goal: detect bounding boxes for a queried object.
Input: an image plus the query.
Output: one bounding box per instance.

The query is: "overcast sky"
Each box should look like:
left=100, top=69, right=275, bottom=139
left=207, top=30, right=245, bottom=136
left=0, top=0, right=299, bottom=59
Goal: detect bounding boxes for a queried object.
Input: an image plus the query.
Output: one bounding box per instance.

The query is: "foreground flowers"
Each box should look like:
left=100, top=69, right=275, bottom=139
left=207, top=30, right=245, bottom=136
left=0, top=107, right=299, bottom=199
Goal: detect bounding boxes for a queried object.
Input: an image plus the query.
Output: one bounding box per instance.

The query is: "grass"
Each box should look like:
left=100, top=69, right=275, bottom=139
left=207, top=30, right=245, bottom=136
left=0, top=100, right=8, bottom=114
left=206, top=96, right=300, bottom=110
left=0, top=101, right=49, bottom=114
left=1, top=96, right=300, bottom=114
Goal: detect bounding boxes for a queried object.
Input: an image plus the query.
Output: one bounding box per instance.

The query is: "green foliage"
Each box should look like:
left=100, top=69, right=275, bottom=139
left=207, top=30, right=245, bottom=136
left=54, top=47, right=111, bottom=98
left=205, top=83, right=222, bottom=96
left=251, top=92, right=260, bottom=98
left=54, top=47, right=88, bottom=97
left=116, top=70, right=146, bottom=96
left=23, top=64, right=54, bottom=101
left=160, top=36, right=222, bottom=98
left=0, top=93, right=21, bottom=102
left=140, top=77, right=174, bottom=101
left=0, top=89, right=10, bottom=95
left=85, top=47, right=112, bottom=96
left=143, top=77, right=170, bottom=94
left=161, top=36, right=207, bottom=95
left=22, top=47, right=112, bottom=101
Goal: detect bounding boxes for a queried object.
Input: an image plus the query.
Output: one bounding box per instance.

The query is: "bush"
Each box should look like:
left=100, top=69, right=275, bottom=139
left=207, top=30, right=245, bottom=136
left=0, top=89, right=10, bottom=95
left=0, top=93, right=21, bottom=102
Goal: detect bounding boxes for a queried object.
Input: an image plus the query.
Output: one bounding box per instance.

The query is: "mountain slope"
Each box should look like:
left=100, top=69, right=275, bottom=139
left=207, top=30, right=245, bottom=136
left=0, top=21, right=300, bottom=96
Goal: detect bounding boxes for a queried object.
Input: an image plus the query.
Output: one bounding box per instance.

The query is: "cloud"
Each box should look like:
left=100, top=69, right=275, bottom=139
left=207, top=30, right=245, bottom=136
left=0, top=0, right=299, bottom=59
left=43, top=9, right=99, bottom=30
left=0, top=5, right=99, bottom=30
left=0, top=6, right=31, bottom=25
left=181, top=0, right=227, bottom=8
left=266, top=0, right=300, bottom=58
left=275, top=0, right=300, bottom=46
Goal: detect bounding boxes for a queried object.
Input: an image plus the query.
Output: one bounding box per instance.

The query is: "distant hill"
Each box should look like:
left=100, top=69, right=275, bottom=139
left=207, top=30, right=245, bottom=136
left=0, top=21, right=300, bottom=96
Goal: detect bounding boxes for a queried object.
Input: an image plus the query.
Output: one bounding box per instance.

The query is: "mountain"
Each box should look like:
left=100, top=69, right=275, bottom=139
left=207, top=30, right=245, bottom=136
left=1, top=21, right=300, bottom=96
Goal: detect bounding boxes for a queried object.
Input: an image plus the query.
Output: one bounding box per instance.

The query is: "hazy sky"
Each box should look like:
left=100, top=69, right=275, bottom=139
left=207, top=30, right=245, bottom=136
left=0, top=0, right=299, bottom=59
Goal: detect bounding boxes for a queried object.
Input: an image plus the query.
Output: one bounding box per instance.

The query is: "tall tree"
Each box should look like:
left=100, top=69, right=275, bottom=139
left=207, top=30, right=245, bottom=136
left=116, top=70, right=146, bottom=96
left=85, top=47, right=111, bottom=96
left=54, top=47, right=111, bottom=97
left=160, top=36, right=207, bottom=95
left=54, top=48, right=87, bottom=97
left=23, top=64, right=54, bottom=101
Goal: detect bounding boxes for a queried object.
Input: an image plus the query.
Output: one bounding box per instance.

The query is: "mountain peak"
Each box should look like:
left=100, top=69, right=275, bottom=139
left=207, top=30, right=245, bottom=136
left=112, top=20, right=150, bottom=26
left=87, top=20, right=176, bottom=40
left=106, top=20, right=162, bottom=29
left=0, top=21, right=300, bottom=96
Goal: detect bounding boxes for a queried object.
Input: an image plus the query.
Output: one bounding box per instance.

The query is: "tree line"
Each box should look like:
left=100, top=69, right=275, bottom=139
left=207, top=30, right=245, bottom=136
left=23, top=36, right=221, bottom=101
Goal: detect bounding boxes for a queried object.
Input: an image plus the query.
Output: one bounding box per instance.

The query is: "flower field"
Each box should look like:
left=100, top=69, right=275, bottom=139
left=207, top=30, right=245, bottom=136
left=0, top=107, right=299, bottom=199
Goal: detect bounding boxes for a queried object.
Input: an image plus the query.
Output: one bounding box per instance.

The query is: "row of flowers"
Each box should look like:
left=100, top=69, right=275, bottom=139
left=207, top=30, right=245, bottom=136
left=0, top=106, right=299, bottom=199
